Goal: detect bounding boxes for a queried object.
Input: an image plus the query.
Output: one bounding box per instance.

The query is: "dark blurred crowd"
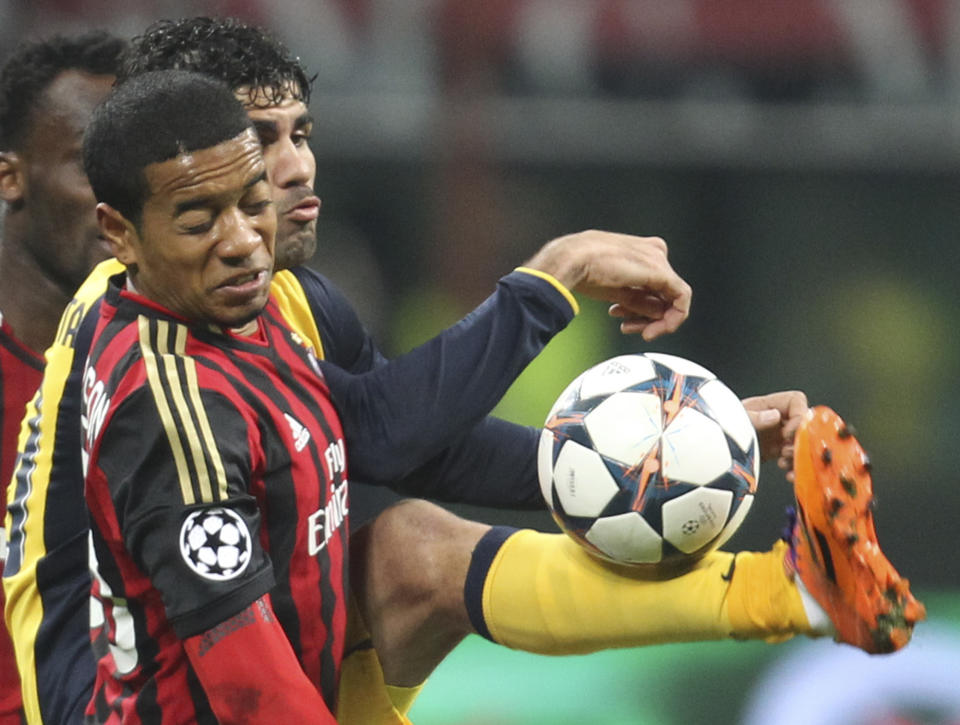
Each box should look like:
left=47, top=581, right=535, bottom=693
left=2, top=0, right=953, bottom=102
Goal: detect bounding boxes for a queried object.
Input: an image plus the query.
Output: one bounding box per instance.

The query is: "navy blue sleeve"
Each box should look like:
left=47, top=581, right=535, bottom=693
left=319, top=270, right=575, bottom=490
left=389, top=417, right=543, bottom=509
left=289, top=266, right=387, bottom=373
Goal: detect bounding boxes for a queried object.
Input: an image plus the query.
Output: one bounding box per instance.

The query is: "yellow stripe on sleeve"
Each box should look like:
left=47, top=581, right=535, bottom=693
left=139, top=317, right=196, bottom=504
left=513, top=267, right=579, bottom=315
left=181, top=339, right=229, bottom=502
left=154, top=319, right=228, bottom=504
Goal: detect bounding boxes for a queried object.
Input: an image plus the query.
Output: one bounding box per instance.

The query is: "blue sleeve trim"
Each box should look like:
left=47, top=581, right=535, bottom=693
left=463, top=526, right=519, bottom=642
left=513, top=267, right=579, bottom=315
left=500, top=269, right=577, bottom=325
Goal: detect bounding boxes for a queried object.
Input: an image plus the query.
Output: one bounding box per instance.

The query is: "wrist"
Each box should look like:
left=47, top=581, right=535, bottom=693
left=523, top=236, right=584, bottom=290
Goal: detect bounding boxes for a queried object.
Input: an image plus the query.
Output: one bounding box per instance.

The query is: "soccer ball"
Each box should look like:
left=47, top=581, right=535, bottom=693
left=180, top=507, right=252, bottom=581
left=538, top=353, right=759, bottom=572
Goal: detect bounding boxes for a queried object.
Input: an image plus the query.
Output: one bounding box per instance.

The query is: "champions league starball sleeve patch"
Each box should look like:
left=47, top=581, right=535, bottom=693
left=179, top=507, right=253, bottom=581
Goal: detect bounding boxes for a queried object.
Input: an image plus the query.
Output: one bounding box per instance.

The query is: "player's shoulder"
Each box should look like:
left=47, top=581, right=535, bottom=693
left=75, top=258, right=123, bottom=305
left=47, top=259, right=123, bottom=354
left=269, top=267, right=352, bottom=360
left=271, top=266, right=348, bottom=307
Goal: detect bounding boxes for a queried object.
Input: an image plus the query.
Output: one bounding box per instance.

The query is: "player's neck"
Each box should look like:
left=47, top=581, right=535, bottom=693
left=124, top=275, right=261, bottom=338
left=230, top=318, right=261, bottom=337
left=0, top=238, right=72, bottom=354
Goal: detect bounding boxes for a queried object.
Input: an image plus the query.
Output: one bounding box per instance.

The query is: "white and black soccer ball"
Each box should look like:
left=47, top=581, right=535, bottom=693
left=180, top=507, right=252, bottom=581
left=538, top=353, right=759, bottom=572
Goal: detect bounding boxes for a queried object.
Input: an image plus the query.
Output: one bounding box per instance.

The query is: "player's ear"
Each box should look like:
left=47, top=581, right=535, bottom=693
left=0, top=151, right=25, bottom=205
left=97, top=202, right=139, bottom=266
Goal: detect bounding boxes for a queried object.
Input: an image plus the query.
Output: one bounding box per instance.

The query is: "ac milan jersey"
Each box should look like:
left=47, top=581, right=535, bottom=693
left=0, top=312, right=42, bottom=724
left=83, top=281, right=348, bottom=722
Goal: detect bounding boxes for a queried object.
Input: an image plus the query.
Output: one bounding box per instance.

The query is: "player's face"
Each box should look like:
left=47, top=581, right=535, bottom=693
left=109, top=129, right=276, bottom=329
left=237, top=88, right=319, bottom=271
left=18, top=70, right=114, bottom=293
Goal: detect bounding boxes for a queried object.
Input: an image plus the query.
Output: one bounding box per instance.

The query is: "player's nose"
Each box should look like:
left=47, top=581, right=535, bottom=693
left=269, top=138, right=314, bottom=189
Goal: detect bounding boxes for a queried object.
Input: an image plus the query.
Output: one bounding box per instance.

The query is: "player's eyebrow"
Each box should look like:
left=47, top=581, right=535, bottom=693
left=293, top=112, right=313, bottom=130
left=173, top=171, right=269, bottom=217
left=251, top=112, right=314, bottom=142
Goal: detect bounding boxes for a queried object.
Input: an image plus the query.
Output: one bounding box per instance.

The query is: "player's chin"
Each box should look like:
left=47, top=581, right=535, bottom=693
left=217, top=305, right=266, bottom=331
left=209, top=293, right=270, bottom=330
left=275, top=224, right=317, bottom=270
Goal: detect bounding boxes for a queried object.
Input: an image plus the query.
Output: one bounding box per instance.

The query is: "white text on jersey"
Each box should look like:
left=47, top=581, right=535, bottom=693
left=307, top=480, right=349, bottom=555
left=82, top=365, right=111, bottom=452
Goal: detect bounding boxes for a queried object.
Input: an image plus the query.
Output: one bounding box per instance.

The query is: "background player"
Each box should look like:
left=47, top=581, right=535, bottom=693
left=0, top=32, right=125, bottom=723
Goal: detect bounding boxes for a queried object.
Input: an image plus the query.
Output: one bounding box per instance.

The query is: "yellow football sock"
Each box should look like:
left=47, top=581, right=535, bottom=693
left=725, top=539, right=812, bottom=642
left=384, top=684, right=424, bottom=717
left=338, top=596, right=424, bottom=725
left=477, top=529, right=811, bottom=654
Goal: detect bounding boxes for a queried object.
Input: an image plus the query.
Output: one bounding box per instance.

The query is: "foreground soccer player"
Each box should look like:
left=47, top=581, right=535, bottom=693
left=77, top=69, right=700, bottom=722
left=0, top=32, right=124, bottom=723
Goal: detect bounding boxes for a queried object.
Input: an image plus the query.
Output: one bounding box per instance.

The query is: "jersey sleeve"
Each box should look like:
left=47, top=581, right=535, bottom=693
left=290, top=266, right=387, bottom=373
left=390, top=416, right=543, bottom=509
left=184, top=596, right=336, bottom=723
left=320, top=270, right=576, bottom=486
left=91, top=384, right=275, bottom=640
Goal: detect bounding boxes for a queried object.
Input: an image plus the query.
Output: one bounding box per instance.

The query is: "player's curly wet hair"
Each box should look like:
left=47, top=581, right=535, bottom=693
left=83, top=69, right=253, bottom=226
left=0, top=31, right=125, bottom=149
left=118, top=16, right=314, bottom=107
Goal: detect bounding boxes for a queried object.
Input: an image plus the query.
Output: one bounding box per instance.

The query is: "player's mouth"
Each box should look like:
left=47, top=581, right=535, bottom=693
left=285, top=196, right=321, bottom=223
left=216, top=269, right=269, bottom=295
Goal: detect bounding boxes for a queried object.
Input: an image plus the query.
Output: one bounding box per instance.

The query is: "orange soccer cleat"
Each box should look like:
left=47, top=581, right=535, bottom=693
left=787, top=405, right=925, bottom=654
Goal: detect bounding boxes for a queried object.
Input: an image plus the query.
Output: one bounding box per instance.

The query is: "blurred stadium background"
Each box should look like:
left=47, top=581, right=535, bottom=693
left=3, top=1, right=958, bottom=722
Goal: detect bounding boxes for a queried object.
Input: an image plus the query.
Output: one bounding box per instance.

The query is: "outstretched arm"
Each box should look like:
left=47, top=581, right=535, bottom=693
left=326, top=231, right=692, bottom=488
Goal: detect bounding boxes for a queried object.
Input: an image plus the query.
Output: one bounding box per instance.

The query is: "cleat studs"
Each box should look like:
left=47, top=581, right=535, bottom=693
left=846, top=532, right=859, bottom=545
left=829, top=497, right=844, bottom=517
left=840, top=475, right=857, bottom=497
left=871, top=625, right=896, bottom=654
left=837, top=424, right=857, bottom=439
left=861, top=454, right=872, bottom=473
left=821, top=447, right=833, bottom=465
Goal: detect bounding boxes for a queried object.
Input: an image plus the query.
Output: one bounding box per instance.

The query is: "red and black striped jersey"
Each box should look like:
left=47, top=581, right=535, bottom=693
left=83, top=280, right=348, bottom=723
left=0, top=312, right=41, bottom=724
